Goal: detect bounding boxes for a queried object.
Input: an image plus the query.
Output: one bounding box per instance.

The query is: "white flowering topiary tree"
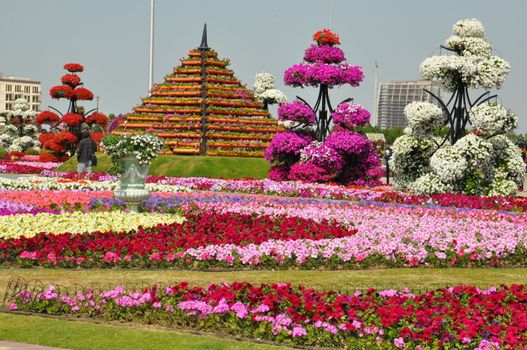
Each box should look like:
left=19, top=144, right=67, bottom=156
left=0, top=98, right=40, bottom=153
left=390, top=18, right=525, bottom=196
left=253, top=72, right=287, bottom=110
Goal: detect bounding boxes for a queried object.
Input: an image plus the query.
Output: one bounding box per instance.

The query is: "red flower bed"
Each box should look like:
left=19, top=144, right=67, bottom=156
left=0, top=211, right=355, bottom=268
left=73, top=87, right=94, bottom=100
left=85, top=112, right=109, bottom=126
left=50, top=85, right=74, bottom=99
left=62, top=113, right=83, bottom=126
left=9, top=282, right=527, bottom=349
left=36, top=111, right=61, bottom=125
left=63, top=63, right=84, bottom=72
left=61, top=74, right=81, bottom=87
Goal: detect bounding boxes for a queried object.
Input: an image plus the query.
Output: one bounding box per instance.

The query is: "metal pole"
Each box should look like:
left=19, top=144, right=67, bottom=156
left=373, top=61, right=379, bottom=127
left=148, top=0, right=155, bottom=94
left=330, top=0, right=333, bottom=30
left=96, top=96, right=99, bottom=111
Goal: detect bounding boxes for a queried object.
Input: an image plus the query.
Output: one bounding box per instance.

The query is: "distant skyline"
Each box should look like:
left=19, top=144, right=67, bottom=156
left=1, top=0, right=526, bottom=131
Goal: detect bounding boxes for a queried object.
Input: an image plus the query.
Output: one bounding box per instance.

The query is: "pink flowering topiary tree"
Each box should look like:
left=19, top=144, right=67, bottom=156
left=265, top=29, right=381, bottom=185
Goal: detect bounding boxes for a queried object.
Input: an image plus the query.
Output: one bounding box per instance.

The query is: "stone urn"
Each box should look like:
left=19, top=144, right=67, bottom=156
left=114, top=156, right=150, bottom=212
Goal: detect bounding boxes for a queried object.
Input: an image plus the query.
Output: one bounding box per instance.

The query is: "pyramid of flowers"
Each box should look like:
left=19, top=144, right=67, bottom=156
left=113, top=44, right=284, bottom=157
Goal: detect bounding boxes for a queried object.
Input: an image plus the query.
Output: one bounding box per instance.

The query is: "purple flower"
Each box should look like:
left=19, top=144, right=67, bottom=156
left=268, top=165, right=291, bottom=181
left=331, top=103, right=370, bottom=128
left=292, top=325, right=307, bottom=337
left=289, top=162, right=332, bottom=183
left=277, top=101, right=315, bottom=124
left=264, top=132, right=313, bottom=163
left=300, top=142, right=345, bottom=171
left=324, top=131, right=372, bottom=156
left=304, top=44, right=345, bottom=64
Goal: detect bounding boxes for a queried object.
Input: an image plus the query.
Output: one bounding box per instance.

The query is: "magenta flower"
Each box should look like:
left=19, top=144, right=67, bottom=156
left=304, top=44, right=345, bottom=64
left=332, top=103, right=370, bottom=129
left=264, top=132, right=313, bottom=163
left=278, top=101, right=315, bottom=124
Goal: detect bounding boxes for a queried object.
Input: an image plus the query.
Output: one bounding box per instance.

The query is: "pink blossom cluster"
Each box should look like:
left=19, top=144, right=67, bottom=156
left=277, top=101, right=315, bottom=124
left=304, top=44, right=346, bottom=64
left=331, top=103, right=370, bottom=129
left=284, top=63, right=363, bottom=88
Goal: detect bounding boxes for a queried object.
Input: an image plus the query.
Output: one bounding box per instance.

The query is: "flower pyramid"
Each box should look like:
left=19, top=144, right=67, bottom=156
left=113, top=27, right=283, bottom=157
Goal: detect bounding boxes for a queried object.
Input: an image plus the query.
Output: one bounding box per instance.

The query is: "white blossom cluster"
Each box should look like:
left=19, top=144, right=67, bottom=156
left=420, top=55, right=510, bottom=91
left=102, top=133, right=164, bottom=166
left=254, top=72, right=275, bottom=95
left=404, top=102, right=445, bottom=136
left=409, top=173, right=454, bottom=195
left=490, top=135, right=526, bottom=184
left=419, top=18, right=510, bottom=92
left=453, top=18, right=485, bottom=38
left=470, top=103, right=517, bottom=135
left=397, top=131, right=525, bottom=196
left=444, top=36, right=492, bottom=57
left=253, top=72, right=287, bottom=105
left=0, top=98, right=40, bottom=153
left=430, top=146, right=467, bottom=182
left=259, top=89, right=287, bottom=104
left=389, top=135, right=436, bottom=187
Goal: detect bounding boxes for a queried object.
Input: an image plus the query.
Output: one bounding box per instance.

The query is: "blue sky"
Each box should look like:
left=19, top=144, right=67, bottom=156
left=1, top=0, right=526, bottom=131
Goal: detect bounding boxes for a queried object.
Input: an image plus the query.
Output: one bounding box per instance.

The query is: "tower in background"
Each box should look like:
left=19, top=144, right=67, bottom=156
left=377, top=80, right=440, bottom=129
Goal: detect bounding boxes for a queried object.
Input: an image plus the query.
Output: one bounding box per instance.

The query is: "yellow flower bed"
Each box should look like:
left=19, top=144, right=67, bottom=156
left=0, top=212, right=183, bottom=239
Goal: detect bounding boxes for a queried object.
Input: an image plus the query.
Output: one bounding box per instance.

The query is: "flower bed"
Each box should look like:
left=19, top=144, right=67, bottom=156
left=34, top=170, right=527, bottom=212
left=2, top=188, right=527, bottom=268
left=7, top=282, right=527, bottom=349
left=0, top=176, right=190, bottom=193
left=0, top=211, right=183, bottom=239
left=0, top=211, right=354, bottom=267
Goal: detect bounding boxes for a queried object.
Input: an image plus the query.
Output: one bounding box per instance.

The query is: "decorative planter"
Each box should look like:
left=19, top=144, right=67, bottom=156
left=114, top=156, right=150, bottom=212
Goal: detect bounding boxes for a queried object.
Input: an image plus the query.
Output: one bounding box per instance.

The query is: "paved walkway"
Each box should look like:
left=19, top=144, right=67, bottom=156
left=0, top=342, right=66, bottom=350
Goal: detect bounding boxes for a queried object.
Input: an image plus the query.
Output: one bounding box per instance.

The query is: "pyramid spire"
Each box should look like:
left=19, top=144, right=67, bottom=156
left=198, top=23, right=209, bottom=50
left=113, top=27, right=284, bottom=157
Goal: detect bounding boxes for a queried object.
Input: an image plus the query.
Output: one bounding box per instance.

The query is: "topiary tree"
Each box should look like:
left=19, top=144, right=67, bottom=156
left=264, top=29, right=381, bottom=185
left=35, top=63, right=108, bottom=162
left=0, top=98, right=40, bottom=153
left=390, top=18, right=524, bottom=196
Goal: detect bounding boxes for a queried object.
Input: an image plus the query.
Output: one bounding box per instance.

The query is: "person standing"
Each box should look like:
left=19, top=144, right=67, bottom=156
left=76, top=132, right=97, bottom=180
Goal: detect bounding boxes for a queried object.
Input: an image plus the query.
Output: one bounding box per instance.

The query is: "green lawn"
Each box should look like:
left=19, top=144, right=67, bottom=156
left=1, top=268, right=526, bottom=298
left=55, top=154, right=270, bottom=179
left=1, top=268, right=525, bottom=350
left=0, top=313, right=286, bottom=350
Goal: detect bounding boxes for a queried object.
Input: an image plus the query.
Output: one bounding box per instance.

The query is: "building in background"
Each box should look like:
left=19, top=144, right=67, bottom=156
left=0, top=73, right=41, bottom=113
left=375, top=80, right=440, bottom=129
